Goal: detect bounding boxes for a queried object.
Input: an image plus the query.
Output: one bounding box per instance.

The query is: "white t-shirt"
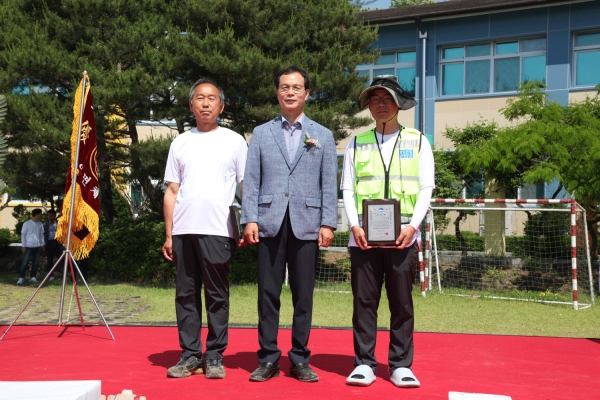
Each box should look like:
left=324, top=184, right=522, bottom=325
left=22, top=219, right=44, bottom=248
left=340, top=129, right=435, bottom=247
left=164, top=127, right=247, bottom=238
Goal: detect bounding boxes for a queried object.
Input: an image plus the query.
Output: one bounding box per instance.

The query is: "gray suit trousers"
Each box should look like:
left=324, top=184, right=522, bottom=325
left=256, top=210, right=318, bottom=365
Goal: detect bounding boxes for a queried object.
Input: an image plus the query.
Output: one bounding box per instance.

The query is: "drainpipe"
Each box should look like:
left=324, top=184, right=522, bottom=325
left=418, top=27, right=428, bottom=136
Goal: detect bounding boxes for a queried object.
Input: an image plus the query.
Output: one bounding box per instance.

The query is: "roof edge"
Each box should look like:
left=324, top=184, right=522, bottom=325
left=357, top=0, right=592, bottom=25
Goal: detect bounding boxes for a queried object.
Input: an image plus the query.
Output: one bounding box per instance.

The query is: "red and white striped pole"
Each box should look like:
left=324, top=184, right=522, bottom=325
left=433, top=198, right=573, bottom=205
left=425, top=210, right=431, bottom=290
left=418, top=241, right=426, bottom=297
left=570, top=199, right=579, bottom=310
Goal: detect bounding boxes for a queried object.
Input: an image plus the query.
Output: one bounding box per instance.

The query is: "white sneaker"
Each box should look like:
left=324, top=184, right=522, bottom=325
left=17, top=278, right=24, bottom=285
left=346, top=365, right=376, bottom=386
left=390, top=367, right=420, bottom=388
left=49, top=277, right=54, bottom=281
left=29, top=277, right=38, bottom=283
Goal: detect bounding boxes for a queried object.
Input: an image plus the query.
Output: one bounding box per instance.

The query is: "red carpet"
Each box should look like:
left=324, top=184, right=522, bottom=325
left=0, top=325, right=599, bottom=399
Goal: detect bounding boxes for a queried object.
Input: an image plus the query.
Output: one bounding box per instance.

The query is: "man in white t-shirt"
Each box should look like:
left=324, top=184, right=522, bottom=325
left=341, top=75, right=434, bottom=388
left=162, top=78, right=247, bottom=380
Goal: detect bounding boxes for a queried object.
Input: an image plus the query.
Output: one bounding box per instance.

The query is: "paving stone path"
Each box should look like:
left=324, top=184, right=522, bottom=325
left=0, top=283, right=155, bottom=326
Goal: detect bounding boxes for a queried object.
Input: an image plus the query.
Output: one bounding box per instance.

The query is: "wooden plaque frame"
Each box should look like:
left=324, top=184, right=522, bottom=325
left=361, top=199, right=401, bottom=246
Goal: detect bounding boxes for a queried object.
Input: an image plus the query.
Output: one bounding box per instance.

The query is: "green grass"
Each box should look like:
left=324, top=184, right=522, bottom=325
left=1, top=273, right=599, bottom=339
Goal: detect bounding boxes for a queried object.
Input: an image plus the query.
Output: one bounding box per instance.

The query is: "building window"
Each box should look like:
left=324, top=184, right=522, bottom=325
left=356, top=50, right=417, bottom=96
left=573, top=31, right=600, bottom=87
left=440, top=37, right=546, bottom=96
left=130, top=183, right=146, bottom=209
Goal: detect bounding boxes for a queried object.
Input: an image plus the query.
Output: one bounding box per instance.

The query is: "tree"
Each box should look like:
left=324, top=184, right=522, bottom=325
left=0, top=95, right=11, bottom=210
left=349, top=0, right=377, bottom=9
left=0, top=0, right=378, bottom=221
left=453, top=82, right=600, bottom=257
left=391, top=0, right=433, bottom=7
left=170, top=0, right=377, bottom=140
left=435, top=121, right=496, bottom=253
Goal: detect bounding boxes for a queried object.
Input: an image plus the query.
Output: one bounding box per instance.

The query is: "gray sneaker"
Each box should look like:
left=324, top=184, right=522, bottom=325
left=205, top=359, right=226, bottom=379
left=166, top=356, right=203, bottom=378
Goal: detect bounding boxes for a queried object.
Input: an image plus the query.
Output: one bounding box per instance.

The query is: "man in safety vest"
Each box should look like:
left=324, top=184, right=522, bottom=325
left=340, top=75, right=435, bottom=388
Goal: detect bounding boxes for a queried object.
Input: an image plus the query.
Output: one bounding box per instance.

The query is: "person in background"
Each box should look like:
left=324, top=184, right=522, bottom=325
left=44, top=209, right=60, bottom=281
left=17, top=208, right=45, bottom=285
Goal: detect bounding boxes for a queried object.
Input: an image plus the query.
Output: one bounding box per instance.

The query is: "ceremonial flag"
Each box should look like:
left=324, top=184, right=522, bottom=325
left=55, top=75, right=100, bottom=260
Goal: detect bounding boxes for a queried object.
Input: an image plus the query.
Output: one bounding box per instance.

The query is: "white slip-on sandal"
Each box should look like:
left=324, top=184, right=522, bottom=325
left=390, top=367, right=420, bottom=388
left=346, top=365, right=376, bottom=386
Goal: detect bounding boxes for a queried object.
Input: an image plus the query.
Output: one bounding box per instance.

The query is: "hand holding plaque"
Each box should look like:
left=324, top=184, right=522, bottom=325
left=361, top=199, right=401, bottom=246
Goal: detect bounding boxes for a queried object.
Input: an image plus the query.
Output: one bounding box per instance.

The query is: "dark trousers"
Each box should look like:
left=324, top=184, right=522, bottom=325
left=46, top=239, right=62, bottom=277
left=349, top=243, right=417, bottom=372
left=172, top=234, right=234, bottom=361
left=19, top=247, right=42, bottom=279
left=256, top=211, right=318, bottom=365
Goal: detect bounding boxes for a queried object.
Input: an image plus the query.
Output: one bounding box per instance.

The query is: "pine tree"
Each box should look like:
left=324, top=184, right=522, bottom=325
left=0, top=0, right=378, bottom=220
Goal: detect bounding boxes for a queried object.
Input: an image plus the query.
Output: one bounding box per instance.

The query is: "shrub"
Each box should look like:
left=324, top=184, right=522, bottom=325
left=334, top=231, right=351, bottom=246
left=435, top=231, right=484, bottom=252
left=230, top=245, right=258, bottom=284
left=522, top=209, right=571, bottom=259
left=92, top=215, right=175, bottom=285
left=92, top=216, right=260, bottom=285
left=0, top=228, right=12, bottom=256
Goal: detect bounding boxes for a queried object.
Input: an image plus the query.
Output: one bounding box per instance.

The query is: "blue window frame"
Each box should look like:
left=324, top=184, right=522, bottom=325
left=356, top=50, right=417, bottom=96
left=573, top=31, right=600, bottom=87
left=440, top=37, right=546, bottom=96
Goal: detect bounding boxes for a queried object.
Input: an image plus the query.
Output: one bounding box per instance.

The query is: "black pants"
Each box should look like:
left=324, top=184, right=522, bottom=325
left=172, top=234, right=234, bottom=361
left=46, top=239, right=62, bottom=277
left=256, top=211, right=318, bottom=365
left=349, top=243, right=417, bottom=372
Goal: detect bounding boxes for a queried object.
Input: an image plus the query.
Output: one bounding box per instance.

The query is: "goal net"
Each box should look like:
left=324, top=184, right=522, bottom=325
left=428, top=199, right=594, bottom=310
left=315, top=232, right=353, bottom=293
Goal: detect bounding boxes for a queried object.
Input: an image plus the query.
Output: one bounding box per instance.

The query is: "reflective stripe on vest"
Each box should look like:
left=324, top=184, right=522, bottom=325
left=354, top=128, right=421, bottom=217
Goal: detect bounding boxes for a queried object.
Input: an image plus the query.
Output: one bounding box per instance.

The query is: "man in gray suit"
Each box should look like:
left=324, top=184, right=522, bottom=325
left=242, top=66, right=338, bottom=383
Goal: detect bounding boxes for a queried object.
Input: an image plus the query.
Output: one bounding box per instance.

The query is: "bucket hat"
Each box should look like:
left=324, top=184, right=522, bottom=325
left=358, top=75, right=417, bottom=111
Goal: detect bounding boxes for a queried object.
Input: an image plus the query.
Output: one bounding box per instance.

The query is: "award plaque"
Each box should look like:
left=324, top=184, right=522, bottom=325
left=362, top=199, right=401, bottom=246
left=229, top=205, right=243, bottom=243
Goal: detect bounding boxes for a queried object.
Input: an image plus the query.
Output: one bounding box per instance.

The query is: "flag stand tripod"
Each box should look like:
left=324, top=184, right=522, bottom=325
left=1, top=72, right=114, bottom=341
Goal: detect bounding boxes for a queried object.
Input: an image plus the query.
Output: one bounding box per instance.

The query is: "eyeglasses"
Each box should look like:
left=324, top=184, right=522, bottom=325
left=369, top=96, right=395, bottom=105
left=278, top=85, right=305, bottom=94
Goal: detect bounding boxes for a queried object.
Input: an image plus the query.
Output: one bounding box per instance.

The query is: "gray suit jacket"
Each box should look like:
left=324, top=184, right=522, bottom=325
left=241, top=115, right=338, bottom=240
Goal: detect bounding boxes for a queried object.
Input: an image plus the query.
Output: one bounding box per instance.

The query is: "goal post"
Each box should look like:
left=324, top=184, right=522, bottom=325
left=427, top=198, right=594, bottom=310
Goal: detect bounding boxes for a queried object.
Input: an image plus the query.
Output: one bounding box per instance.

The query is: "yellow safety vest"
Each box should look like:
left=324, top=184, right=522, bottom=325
left=354, top=127, right=422, bottom=223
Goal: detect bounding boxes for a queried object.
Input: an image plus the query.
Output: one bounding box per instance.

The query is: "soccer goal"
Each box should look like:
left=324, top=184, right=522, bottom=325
left=427, top=199, right=595, bottom=310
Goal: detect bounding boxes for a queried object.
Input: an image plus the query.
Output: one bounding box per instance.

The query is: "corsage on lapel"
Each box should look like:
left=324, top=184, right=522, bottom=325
left=304, top=132, right=319, bottom=148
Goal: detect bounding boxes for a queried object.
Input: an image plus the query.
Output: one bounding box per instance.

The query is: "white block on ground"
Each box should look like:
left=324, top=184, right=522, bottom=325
left=0, top=380, right=101, bottom=400
left=449, top=392, right=512, bottom=400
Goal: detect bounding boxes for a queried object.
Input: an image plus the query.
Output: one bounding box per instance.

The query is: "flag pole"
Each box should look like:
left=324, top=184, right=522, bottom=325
left=1, top=71, right=114, bottom=341
left=58, top=71, right=89, bottom=324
